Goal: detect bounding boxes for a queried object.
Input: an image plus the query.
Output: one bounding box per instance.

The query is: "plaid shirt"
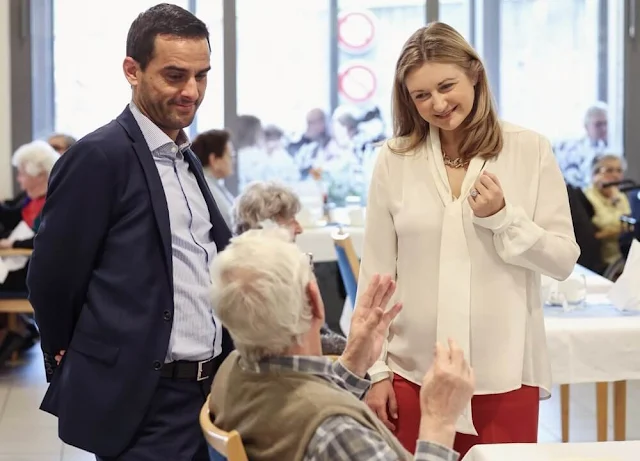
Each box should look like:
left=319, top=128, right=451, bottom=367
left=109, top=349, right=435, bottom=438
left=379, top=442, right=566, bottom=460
left=241, top=355, right=459, bottom=461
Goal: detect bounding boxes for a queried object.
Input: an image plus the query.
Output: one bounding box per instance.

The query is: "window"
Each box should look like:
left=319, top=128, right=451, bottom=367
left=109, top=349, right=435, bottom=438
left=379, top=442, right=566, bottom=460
left=332, top=0, right=425, bottom=204
left=438, top=0, right=472, bottom=42
left=499, top=0, right=623, bottom=188
left=52, top=1, right=190, bottom=139
left=232, top=0, right=427, bottom=205
left=234, top=0, right=331, bottom=197
left=236, top=0, right=330, bottom=131
left=194, top=0, right=224, bottom=133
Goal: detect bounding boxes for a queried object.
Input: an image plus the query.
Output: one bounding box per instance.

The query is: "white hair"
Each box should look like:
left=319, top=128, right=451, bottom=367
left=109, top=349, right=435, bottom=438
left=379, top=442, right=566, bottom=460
left=584, top=101, right=608, bottom=123
left=12, top=140, right=60, bottom=177
left=232, top=181, right=301, bottom=235
left=210, top=228, right=314, bottom=362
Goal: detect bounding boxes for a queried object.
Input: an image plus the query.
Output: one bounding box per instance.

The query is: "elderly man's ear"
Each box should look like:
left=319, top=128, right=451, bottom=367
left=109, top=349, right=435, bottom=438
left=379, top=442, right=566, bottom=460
left=305, top=281, right=325, bottom=324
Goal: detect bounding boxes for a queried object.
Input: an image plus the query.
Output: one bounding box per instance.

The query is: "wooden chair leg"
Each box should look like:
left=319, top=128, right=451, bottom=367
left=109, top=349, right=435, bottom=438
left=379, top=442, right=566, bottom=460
left=596, top=382, right=608, bottom=441
left=6, top=313, right=19, bottom=362
left=614, top=381, right=627, bottom=441
left=561, top=384, right=570, bottom=443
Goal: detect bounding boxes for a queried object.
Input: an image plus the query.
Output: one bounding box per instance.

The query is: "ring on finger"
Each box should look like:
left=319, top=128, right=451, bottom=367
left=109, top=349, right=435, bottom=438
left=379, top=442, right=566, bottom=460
left=470, top=188, right=479, bottom=198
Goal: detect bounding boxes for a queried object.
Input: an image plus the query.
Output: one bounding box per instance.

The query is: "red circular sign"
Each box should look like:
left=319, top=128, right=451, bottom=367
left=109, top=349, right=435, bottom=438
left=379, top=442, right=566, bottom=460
left=338, top=64, right=377, bottom=103
left=338, top=10, right=376, bottom=53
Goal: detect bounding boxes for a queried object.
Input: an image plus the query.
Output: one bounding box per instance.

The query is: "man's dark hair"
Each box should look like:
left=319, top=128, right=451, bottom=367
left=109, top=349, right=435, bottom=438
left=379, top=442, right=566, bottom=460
left=126, top=3, right=210, bottom=70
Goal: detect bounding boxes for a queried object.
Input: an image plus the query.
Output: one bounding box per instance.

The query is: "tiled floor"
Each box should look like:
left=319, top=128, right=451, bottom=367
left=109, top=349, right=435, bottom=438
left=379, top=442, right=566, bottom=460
left=0, top=347, right=638, bottom=460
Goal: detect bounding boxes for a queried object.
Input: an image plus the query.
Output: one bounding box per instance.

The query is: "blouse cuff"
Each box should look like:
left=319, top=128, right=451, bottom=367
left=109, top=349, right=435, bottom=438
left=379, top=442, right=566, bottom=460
left=369, top=360, right=393, bottom=384
left=472, top=199, right=514, bottom=233
left=368, top=360, right=393, bottom=383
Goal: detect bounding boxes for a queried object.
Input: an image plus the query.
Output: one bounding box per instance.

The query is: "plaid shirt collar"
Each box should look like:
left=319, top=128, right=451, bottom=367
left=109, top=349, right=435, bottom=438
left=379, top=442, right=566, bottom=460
left=239, top=355, right=363, bottom=393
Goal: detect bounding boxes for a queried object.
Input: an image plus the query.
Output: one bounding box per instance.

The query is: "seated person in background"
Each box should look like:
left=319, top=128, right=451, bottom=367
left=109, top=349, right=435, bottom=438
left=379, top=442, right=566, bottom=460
left=0, top=134, right=72, bottom=209
left=192, top=129, right=236, bottom=229
left=566, top=184, right=606, bottom=274
left=233, top=181, right=346, bottom=355
left=208, top=229, right=474, bottom=461
left=584, top=154, right=631, bottom=266
left=0, top=140, right=60, bottom=364
left=47, top=133, right=76, bottom=155
left=0, top=140, right=60, bottom=283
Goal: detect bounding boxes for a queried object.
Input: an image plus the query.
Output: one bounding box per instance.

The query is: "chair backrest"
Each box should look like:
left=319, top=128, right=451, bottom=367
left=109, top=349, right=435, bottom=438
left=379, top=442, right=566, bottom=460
left=199, top=397, right=249, bottom=461
left=331, top=228, right=360, bottom=305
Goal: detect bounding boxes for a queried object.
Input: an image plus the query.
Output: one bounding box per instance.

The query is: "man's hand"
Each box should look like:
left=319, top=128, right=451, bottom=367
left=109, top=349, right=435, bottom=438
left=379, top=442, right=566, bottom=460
left=418, top=339, right=475, bottom=448
left=468, top=171, right=505, bottom=218
left=340, top=274, right=402, bottom=378
left=55, top=350, right=66, bottom=365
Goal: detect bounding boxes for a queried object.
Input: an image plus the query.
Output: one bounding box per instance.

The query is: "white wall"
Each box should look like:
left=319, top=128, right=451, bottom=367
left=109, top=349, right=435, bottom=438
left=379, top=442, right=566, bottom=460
left=0, top=0, right=12, bottom=199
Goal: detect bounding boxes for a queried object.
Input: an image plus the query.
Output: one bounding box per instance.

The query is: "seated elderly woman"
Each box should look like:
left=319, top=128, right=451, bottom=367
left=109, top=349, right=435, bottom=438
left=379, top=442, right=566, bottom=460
left=207, top=229, right=474, bottom=461
left=233, top=180, right=347, bottom=355
left=0, top=140, right=60, bottom=365
left=584, top=154, right=631, bottom=267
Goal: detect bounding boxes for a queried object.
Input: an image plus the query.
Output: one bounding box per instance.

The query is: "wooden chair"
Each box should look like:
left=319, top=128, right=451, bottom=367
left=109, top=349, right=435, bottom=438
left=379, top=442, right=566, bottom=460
left=0, top=249, right=34, bottom=257
left=0, top=248, right=34, bottom=363
left=199, top=397, right=248, bottom=461
left=331, top=228, right=360, bottom=306
left=0, top=298, right=34, bottom=363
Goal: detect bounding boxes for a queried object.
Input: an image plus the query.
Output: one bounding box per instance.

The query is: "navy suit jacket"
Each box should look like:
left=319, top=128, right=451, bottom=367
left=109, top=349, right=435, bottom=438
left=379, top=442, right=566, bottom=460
left=26, top=107, right=234, bottom=456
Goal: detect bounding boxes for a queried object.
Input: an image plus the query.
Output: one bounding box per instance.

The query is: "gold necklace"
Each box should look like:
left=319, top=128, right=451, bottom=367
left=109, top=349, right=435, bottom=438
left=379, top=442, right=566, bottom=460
left=442, top=148, right=469, bottom=169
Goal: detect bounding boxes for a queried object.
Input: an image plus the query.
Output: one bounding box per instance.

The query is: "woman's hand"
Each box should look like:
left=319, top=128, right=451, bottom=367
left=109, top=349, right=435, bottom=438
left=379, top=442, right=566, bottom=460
left=468, top=171, right=506, bottom=218
left=365, top=379, right=398, bottom=431
left=0, top=239, right=13, bottom=249
left=595, top=226, right=622, bottom=240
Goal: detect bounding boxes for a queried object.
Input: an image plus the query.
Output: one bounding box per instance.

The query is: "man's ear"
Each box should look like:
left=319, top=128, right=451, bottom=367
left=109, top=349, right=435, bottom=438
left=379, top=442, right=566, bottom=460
left=306, top=280, right=325, bottom=323
left=123, top=57, right=141, bottom=87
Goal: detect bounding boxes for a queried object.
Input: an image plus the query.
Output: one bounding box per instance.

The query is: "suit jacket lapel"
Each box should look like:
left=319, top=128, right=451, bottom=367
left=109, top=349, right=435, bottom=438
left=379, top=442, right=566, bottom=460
left=117, top=107, right=173, bottom=286
left=131, top=141, right=174, bottom=285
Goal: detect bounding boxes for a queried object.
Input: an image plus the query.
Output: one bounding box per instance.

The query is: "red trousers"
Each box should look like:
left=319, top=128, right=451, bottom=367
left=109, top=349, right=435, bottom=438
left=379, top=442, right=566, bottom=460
left=391, top=374, right=539, bottom=458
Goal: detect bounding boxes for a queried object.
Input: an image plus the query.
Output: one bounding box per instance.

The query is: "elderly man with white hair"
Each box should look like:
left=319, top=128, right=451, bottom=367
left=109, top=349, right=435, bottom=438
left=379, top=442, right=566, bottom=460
left=554, top=102, right=609, bottom=188
left=0, top=140, right=60, bottom=366
left=208, top=229, right=474, bottom=461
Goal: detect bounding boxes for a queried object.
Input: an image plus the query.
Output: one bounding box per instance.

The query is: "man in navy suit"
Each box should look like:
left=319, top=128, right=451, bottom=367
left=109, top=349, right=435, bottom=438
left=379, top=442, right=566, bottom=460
left=27, top=4, right=232, bottom=460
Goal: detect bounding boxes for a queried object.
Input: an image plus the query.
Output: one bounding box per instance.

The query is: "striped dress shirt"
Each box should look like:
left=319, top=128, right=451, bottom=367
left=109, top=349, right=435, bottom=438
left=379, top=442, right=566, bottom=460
left=130, top=103, right=222, bottom=363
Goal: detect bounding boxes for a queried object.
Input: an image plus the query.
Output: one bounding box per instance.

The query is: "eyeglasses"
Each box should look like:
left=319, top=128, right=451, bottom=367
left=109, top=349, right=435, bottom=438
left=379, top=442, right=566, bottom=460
left=597, top=167, right=624, bottom=175
left=305, top=253, right=314, bottom=271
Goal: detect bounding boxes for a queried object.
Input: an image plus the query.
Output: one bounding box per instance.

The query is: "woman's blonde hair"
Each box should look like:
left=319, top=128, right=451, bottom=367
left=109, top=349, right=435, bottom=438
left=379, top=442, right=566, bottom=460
left=391, top=22, right=502, bottom=161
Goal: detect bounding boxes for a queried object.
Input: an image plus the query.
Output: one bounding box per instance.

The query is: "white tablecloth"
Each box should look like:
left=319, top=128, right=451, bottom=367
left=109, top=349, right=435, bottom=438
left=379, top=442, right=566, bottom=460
left=544, top=259, right=640, bottom=384
left=545, top=297, right=640, bottom=384
left=462, top=441, right=640, bottom=461
left=296, top=226, right=364, bottom=262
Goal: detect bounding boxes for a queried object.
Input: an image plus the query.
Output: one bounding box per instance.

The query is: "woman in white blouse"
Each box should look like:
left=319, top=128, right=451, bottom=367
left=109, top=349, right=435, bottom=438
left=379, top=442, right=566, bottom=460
left=359, top=23, right=580, bottom=457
